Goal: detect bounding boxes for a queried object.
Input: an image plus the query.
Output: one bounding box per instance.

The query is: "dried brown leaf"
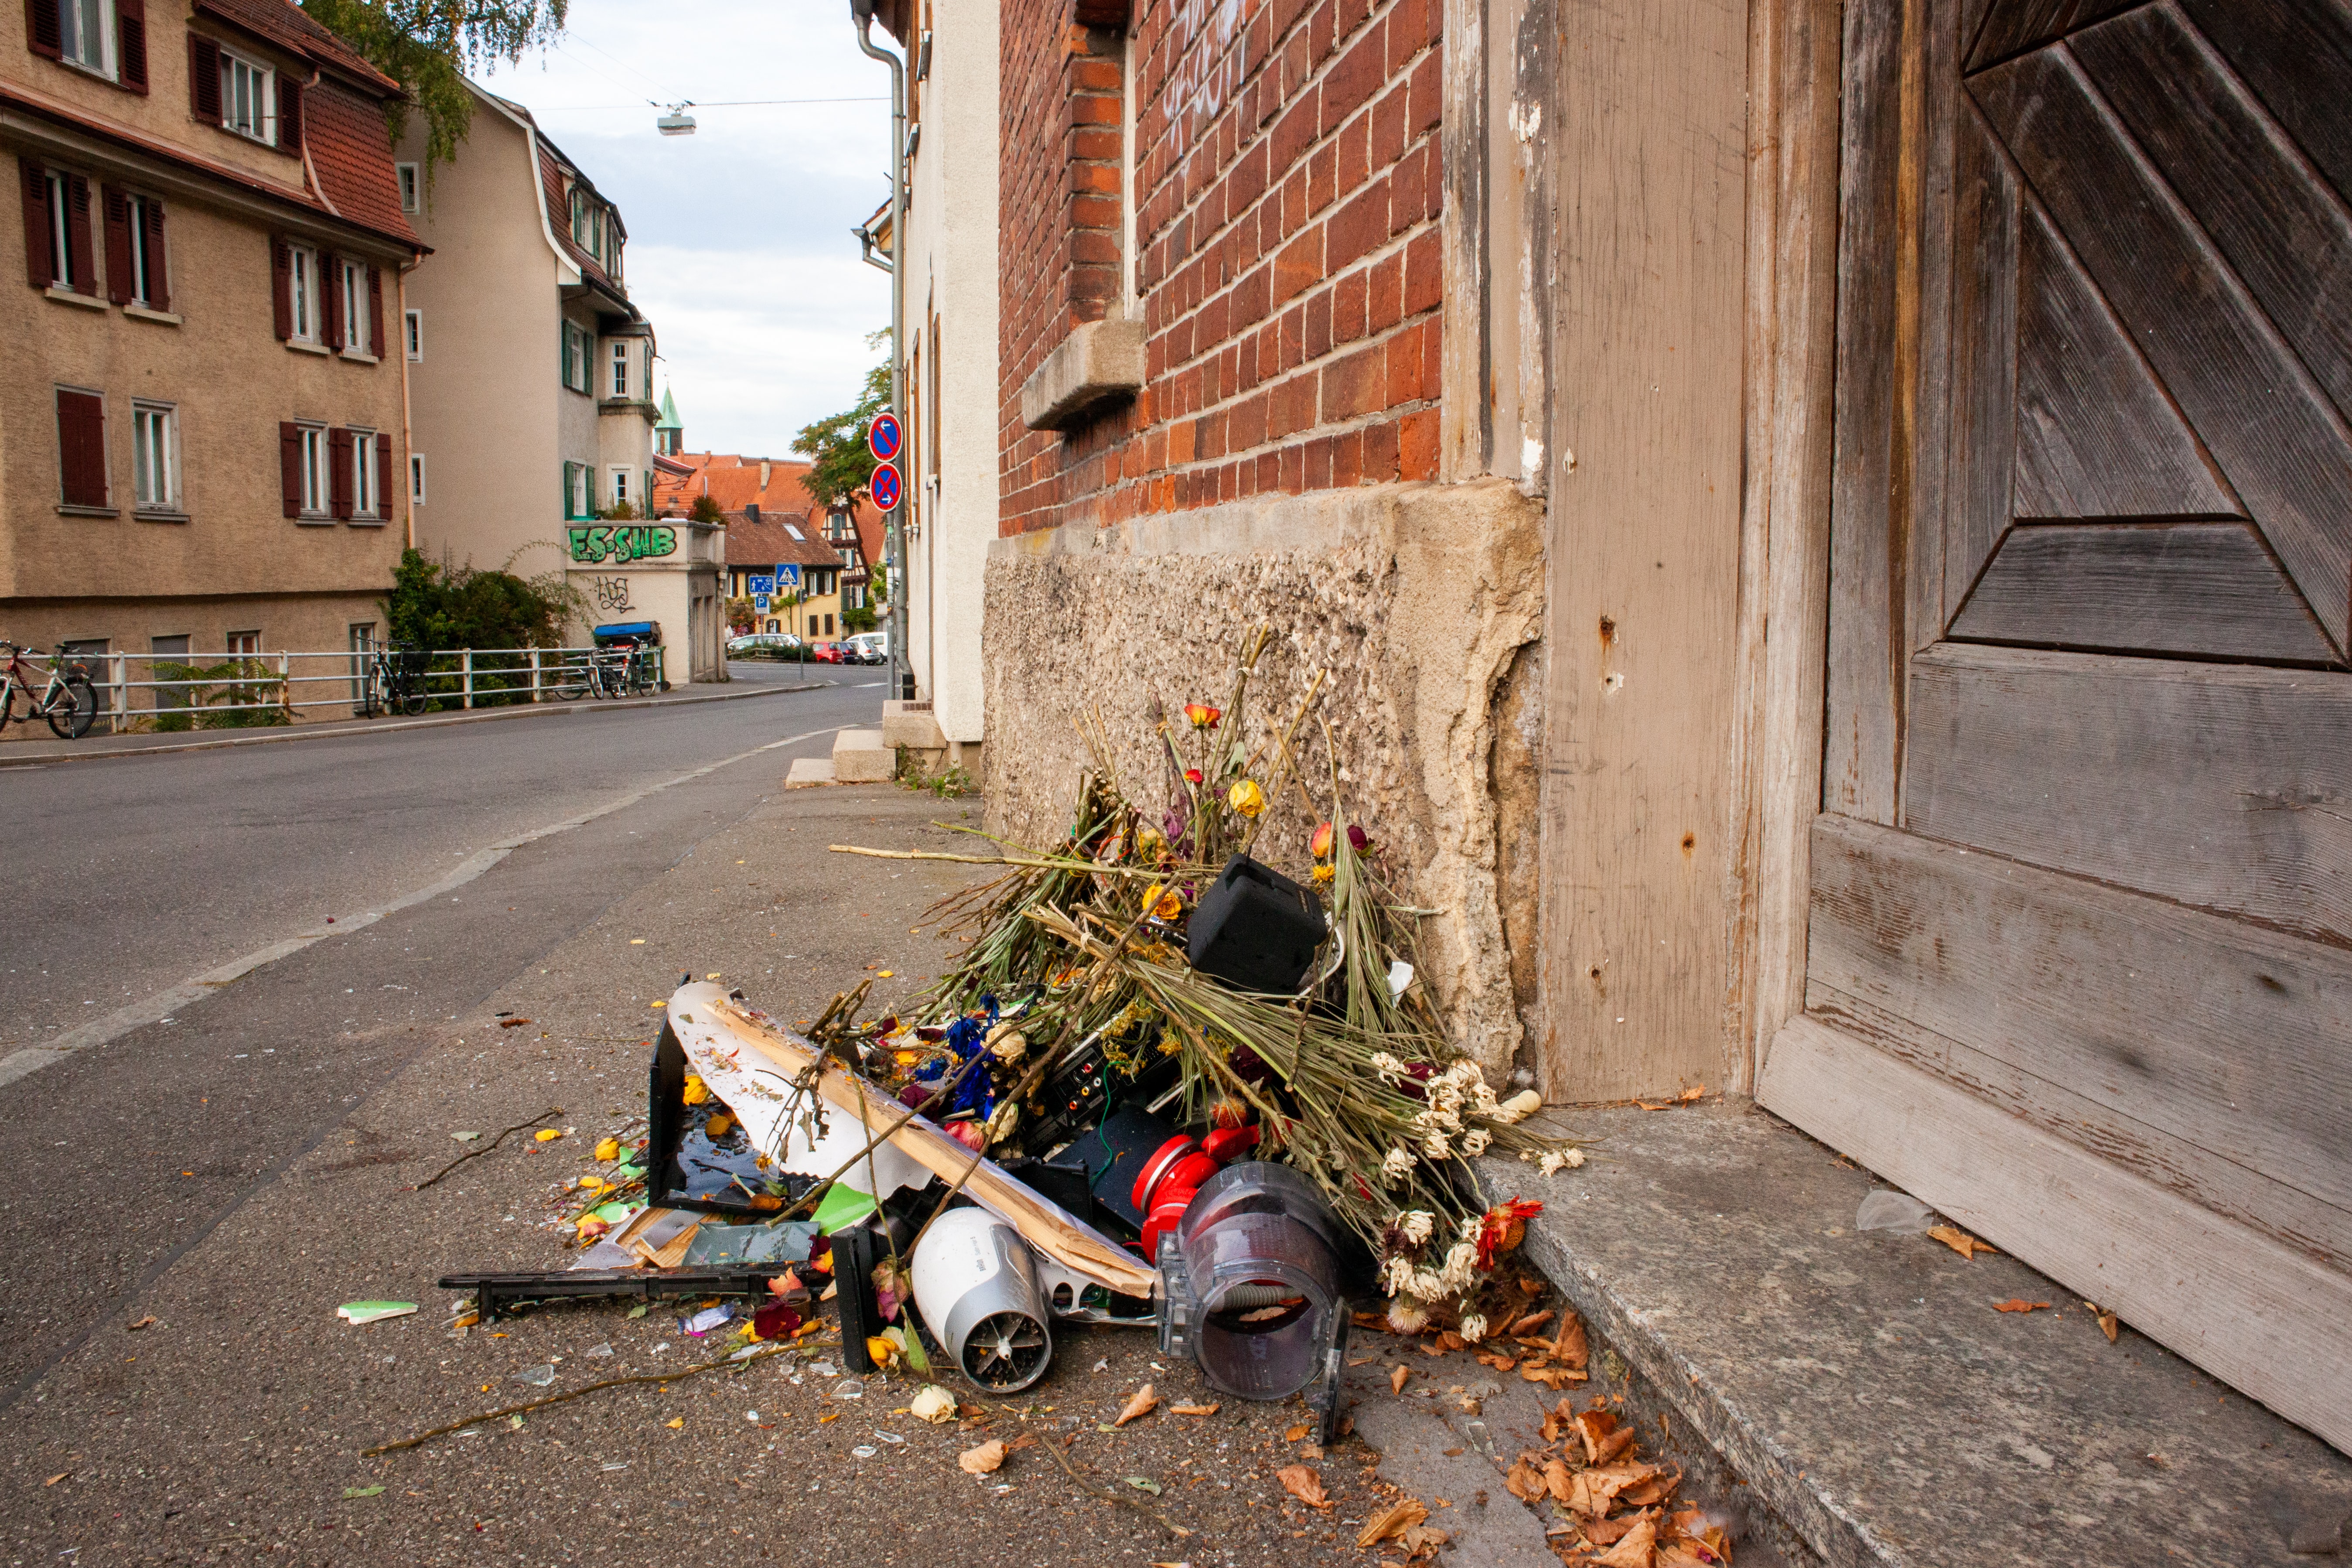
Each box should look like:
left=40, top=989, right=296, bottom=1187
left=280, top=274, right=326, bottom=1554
left=1928, top=1224, right=1996, bottom=1261
left=1391, top=1364, right=1411, bottom=1395
left=1284, top=1423, right=1310, bottom=1442
left=1585, top=1510, right=1654, bottom=1545
left=1274, top=1464, right=1332, bottom=1509
left=1523, top=1363, right=1588, bottom=1390
left=1504, top=1462, right=1545, bottom=1503
left=1994, top=1298, right=2052, bottom=1314
left=1170, top=1402, right=1221, bottom=1416
left=2085, top=1301, right=2120, bottom=1342
left=1543, top=1458, right=1575, bottom=1502
left=1554, top=1309, right=1590, bottom=1369
left=957, top=1440, right=1007, bottom=1476
left=1436, top=1331, right=1466, bottom=1352
left=1593, top=1517, right=1659, bottom=1567
left=1114, top=1384, right=1158, bottom=1426
left=1357, top=1496, right=1430, bottom=1548
left=1509, top=1309, right=1554, bottom=1337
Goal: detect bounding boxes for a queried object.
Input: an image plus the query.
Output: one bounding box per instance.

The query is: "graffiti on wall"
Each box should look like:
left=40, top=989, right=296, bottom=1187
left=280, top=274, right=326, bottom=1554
left=590, top=576, right=634, bottom=613
left=570, top=525, right=677, bottom=564
left=1159, top=0, right=1246, bottom=160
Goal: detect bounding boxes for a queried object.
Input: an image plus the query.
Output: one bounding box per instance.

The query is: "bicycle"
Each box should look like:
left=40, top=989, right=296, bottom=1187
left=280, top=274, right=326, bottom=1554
left=356, top=641, right=431, bottom=718
left=587, top=646, right=634, bottom=700
left=0, top=641, right=97, bottom=739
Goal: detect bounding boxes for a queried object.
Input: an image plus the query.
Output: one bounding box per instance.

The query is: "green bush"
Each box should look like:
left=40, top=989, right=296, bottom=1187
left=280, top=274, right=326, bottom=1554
left=151, top=659, right=290, bottom=730
left=382, top=547, right=581, bottom=651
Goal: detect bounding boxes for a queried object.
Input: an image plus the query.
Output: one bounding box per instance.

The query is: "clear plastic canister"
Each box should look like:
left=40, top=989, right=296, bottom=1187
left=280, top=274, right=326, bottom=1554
left=1168, top=1161, right=1348, bottom=1401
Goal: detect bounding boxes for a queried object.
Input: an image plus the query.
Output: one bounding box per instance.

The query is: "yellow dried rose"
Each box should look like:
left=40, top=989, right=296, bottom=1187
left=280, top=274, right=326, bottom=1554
left=1227, top=779, right=1266, bottom=818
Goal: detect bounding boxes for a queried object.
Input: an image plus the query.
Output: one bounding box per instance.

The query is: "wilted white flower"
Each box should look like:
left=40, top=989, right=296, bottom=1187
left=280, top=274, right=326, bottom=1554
left=1539, top=1150, right=1570, bottom=1176
left=1470, top=1082, right=1499, bottom=1114
left=1386, top=1297, right=1430, bottom=1332
left=1461, top=1128, right=1492, bottom=1157
left=1383, top=1256, right=1416, bottom=1295
left=1400, top=1211, right=1435, bottom=1245
left=1423, top=1131, right=1452, bottom=1160
left=1492, top=1089, right=1543, bottom=1125
left=1382, top=1145, right=1416, bottom=1182
left=1458, top=1313, right=1488, bottom=1344
left=1369, top=1052, right=1406, bottom=1085
left=1458, top=1213, right=1483, bottom=1243
left=1443, top=1241, right=1478, bottom=1283
left=1411, top=1269, right=1446, bottom=1300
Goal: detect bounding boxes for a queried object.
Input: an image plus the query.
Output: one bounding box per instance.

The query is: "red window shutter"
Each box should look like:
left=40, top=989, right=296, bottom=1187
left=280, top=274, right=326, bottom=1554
left=189, top=35, right=220, bottom=121
left=25, top=0, right=60, bottom=59
left=321, top=252, right=342, bottom=348
left=64, top=174, right=92, bottom=295
left=55, top=389, right=106, bottom=508
left=114, top=0, right=147, bottom=92
left=278, top=78, right=302, bottom=153
left=376, top=436, right=392, bottom=515
left=20, top=158, right=47, bottom=290
left=102, top=186, right=131, bottom=305
left=369, top=266, right=385, bottom=358
left=270, top=237, right=291, bottom=340
left=279, top=422, right=302, bottom=516
left=329, top=427, right=353, bottom=518
left=142, top=198, right=166, bottom=310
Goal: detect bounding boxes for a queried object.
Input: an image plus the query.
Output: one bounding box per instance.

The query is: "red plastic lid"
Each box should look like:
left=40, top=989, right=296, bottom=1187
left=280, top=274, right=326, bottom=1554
left=1131, top=1134, right=1199, bottom=1213
left=1140, top=1190, right=1196, bottom=1261
left=1201, top=1124, right=1260, bottom=1163
left=1162, top=1151, right=1221, bottom=1200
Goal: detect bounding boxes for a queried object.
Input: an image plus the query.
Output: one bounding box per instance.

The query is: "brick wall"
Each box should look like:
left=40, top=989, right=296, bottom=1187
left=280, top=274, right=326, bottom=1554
left=1000, top=0, right=1444, bottom=536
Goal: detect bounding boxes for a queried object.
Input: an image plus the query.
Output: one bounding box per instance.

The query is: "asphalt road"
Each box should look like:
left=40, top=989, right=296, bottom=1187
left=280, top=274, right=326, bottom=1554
left=0, top=662, right=878, bottom=1058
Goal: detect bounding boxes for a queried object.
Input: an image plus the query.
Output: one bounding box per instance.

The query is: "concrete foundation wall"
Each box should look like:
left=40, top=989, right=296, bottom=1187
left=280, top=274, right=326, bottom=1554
left=980, top=476, right=1542, bottom=1074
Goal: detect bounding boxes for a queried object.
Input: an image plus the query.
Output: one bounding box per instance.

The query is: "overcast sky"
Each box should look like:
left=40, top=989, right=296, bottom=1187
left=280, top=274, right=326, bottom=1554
left=474, top=0, right=894, bottom=459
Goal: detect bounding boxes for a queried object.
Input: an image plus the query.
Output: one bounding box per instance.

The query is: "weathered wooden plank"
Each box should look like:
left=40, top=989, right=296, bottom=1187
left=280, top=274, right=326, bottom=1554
left=1904, top=0, right=1960, bottom=662
left=1806, top=812, right=2352, bottom=1215
left=2076, top=3, right=2352, bottom=429
left=1903, top=642, right=2352, bottom=942
left=1969, top=46, right=2352, bottom=648
left=1823, top=0, right=1908, bottom=822
left=1806, top=979, right=2352, bottom=1277
left=1758, top=1010, right=2352, bottom=1457
left=2009, top=207, right=2240, bottom=524
left=2178, top=0, right=2352, bottom=216
left=1535, top=0, right=1750, bottom=1099
left=1963, top=0, right=2138, bottom=72
left=1943, top=106, right=2020, bottom=622
left=1946, top=522, right=2336, bottom=663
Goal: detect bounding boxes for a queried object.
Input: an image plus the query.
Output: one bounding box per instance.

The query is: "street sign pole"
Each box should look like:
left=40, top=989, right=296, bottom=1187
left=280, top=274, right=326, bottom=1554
left=867, top=410, right=910, bottom=702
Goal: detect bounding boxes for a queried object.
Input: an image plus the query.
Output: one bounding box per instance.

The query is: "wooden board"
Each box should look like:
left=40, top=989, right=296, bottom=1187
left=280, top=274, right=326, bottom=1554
left=1946, top=523, right=2336, bottom=664
left=1534, top=0, right=1749, bottom=1099
left=1944, top=104, right=2021, bottom=621
left=1758, top=1011, right=2352, bottom=1457
left=1903, top=643, right=2352, bottom=943
left=1804, top=813, right=2352, bottom=1220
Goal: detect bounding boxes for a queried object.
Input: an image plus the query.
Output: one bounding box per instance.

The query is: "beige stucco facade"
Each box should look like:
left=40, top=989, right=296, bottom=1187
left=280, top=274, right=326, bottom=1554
left=897, top=0, right=997, bottom=750
left=1, top=0, right=414, bottom=693
left=399, top=85, right=714, bottom=678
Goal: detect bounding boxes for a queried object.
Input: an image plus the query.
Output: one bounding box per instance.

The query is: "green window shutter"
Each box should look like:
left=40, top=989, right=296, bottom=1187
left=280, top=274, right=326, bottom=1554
left=562, top=461, right=575, bottom=519
left=560, top=323, right=570, bottom=388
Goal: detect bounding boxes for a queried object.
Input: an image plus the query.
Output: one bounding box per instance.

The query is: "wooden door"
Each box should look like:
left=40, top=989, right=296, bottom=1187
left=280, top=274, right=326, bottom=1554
left=1763, top=0, right=2352, bottom=1452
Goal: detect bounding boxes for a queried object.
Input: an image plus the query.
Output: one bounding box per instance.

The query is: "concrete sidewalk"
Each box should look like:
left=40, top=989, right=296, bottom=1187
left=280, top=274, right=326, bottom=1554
left=0, top=783, right=1570, bottom=1567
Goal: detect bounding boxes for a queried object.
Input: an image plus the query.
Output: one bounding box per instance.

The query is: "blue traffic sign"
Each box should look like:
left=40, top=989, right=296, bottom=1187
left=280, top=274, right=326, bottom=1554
left=870, top=461, right=902, bottom=512
left=778, top=564, right=802, bottom=588
left=748, top=573, right=775, bottom=598
left=867, top=412, right=903, bottom=464
left=754, top=593, right=772, bottom=612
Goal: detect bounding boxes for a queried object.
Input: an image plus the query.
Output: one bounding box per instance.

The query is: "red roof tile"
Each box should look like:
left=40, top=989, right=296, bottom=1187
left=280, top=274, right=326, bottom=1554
left=304, top=81, right=416, bottom=244
left=537, top=140, right=621, bottom=295
left=725, top=512, right=842, bottom=570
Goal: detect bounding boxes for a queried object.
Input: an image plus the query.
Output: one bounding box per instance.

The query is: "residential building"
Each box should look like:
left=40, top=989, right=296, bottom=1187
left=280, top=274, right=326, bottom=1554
left=861, top=1, right=994, bottom=766
left=2, top=0, right=420, bottom=673
left=396, top=84, right=723, bottom=680
left=651, top=438, right=881, bottom=635
left=904, top=0, right=2352, bottom=1454
left=722, top=506, right=850, bottom=639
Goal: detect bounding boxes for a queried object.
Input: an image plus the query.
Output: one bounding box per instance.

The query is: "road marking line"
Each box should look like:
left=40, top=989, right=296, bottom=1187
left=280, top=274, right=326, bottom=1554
left=0, top=725, right=846, bottom=1091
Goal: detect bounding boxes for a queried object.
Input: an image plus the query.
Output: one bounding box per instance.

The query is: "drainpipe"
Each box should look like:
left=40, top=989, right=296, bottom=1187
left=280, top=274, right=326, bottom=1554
left=850, top=0, right=910, bottom=704
left=397, top=258, right=418, bottom=551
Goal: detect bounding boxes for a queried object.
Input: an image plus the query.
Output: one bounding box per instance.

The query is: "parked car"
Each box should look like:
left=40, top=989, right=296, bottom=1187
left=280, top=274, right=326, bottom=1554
left=842, top=632, right=890, bottom=665
left=807, top=641, right=844, bottom=664
left=727, top=633, right=805, bottom=659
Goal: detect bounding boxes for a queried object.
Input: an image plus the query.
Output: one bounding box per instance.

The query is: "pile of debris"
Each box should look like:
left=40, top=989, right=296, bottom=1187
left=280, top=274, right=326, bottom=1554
left=429, top=631, right=1587, bottom=1461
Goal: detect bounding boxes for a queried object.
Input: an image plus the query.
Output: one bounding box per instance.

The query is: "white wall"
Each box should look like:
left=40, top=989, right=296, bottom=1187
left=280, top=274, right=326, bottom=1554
left=902, top=0, right=998, bottom=747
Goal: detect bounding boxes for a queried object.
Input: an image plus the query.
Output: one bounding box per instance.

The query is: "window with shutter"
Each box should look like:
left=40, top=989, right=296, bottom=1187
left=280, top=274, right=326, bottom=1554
left=27, top=0, right=62, bottom=59
left=376, top=435, right=392, bottom=519
left=188, top=34, right=219, bottom=120
left=139, top=196, right=164, bottom=309
left=277, top=77, right=301, bottom=153
left=320, top=252, right=342, bottom=348
left=279, top=421, right=301, bottom=516
left=102, top=185, right=130, bottom=304
left=64, top=174, right=92, bottom=294
left=270, top=237, right=292, bottom=339
left=20, top=158, right=49, bottom=289
left=55, top=387, right=107, bottom=509
left=368, top=266, right=384, bottom=359
left=115, top=0, right=146, bottom=92
left=328, top=427, right=353, bottom=519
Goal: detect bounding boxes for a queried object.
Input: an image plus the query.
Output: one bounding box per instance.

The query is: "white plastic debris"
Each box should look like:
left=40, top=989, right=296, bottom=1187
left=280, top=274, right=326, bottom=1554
left=1855, top=1190, right=1936, bottom=1234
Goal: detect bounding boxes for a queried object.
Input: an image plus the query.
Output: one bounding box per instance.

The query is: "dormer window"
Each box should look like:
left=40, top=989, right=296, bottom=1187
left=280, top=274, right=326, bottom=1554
left=220, top=50, right=275, bottom=144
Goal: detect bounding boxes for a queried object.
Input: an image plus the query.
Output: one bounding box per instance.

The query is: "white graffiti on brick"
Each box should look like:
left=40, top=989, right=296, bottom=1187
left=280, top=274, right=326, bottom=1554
left=1158, top=0, right=1248, bottom=161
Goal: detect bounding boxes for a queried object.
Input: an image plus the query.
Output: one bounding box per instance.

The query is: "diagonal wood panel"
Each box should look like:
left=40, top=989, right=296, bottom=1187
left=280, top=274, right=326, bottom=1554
left=1971, top=44, right=2352, bottom=649
left=1945, top=108, right=2022, bottom=621
left=1965, top=0, right=2141, bottom=71
left=2177, top=0, right=2352, bottom=213
left=2074, top=3, right=2352, bottom=427
left=2010, top=203, right=2239, bottom=521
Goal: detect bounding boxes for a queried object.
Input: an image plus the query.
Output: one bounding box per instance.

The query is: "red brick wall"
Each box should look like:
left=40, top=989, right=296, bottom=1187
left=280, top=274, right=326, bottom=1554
left=1000, top=0, right=1444, bottom=536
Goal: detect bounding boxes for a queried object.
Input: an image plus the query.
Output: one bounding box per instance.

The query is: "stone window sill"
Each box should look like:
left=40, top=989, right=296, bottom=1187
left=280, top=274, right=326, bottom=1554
left=133, top=508, right=191, bottom=523
left=124, top=304, right=181, bottom=325
left=346, top=516, right=387, bottom=527
left=45, top=286, right=104, bottom=310
left=1020, top=316, right=1145, bottom=431
left=286, top=339, right=332, bottom=356
left=294, top=513, right=335, bottom=526
left=56, top=502, right=118, bottom=517
left=341, top=348, right=380, bottom=365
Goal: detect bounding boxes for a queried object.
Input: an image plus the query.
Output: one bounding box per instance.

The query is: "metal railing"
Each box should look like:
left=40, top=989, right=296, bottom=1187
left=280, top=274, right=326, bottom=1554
left=17, top=642, right=667, bottom=735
